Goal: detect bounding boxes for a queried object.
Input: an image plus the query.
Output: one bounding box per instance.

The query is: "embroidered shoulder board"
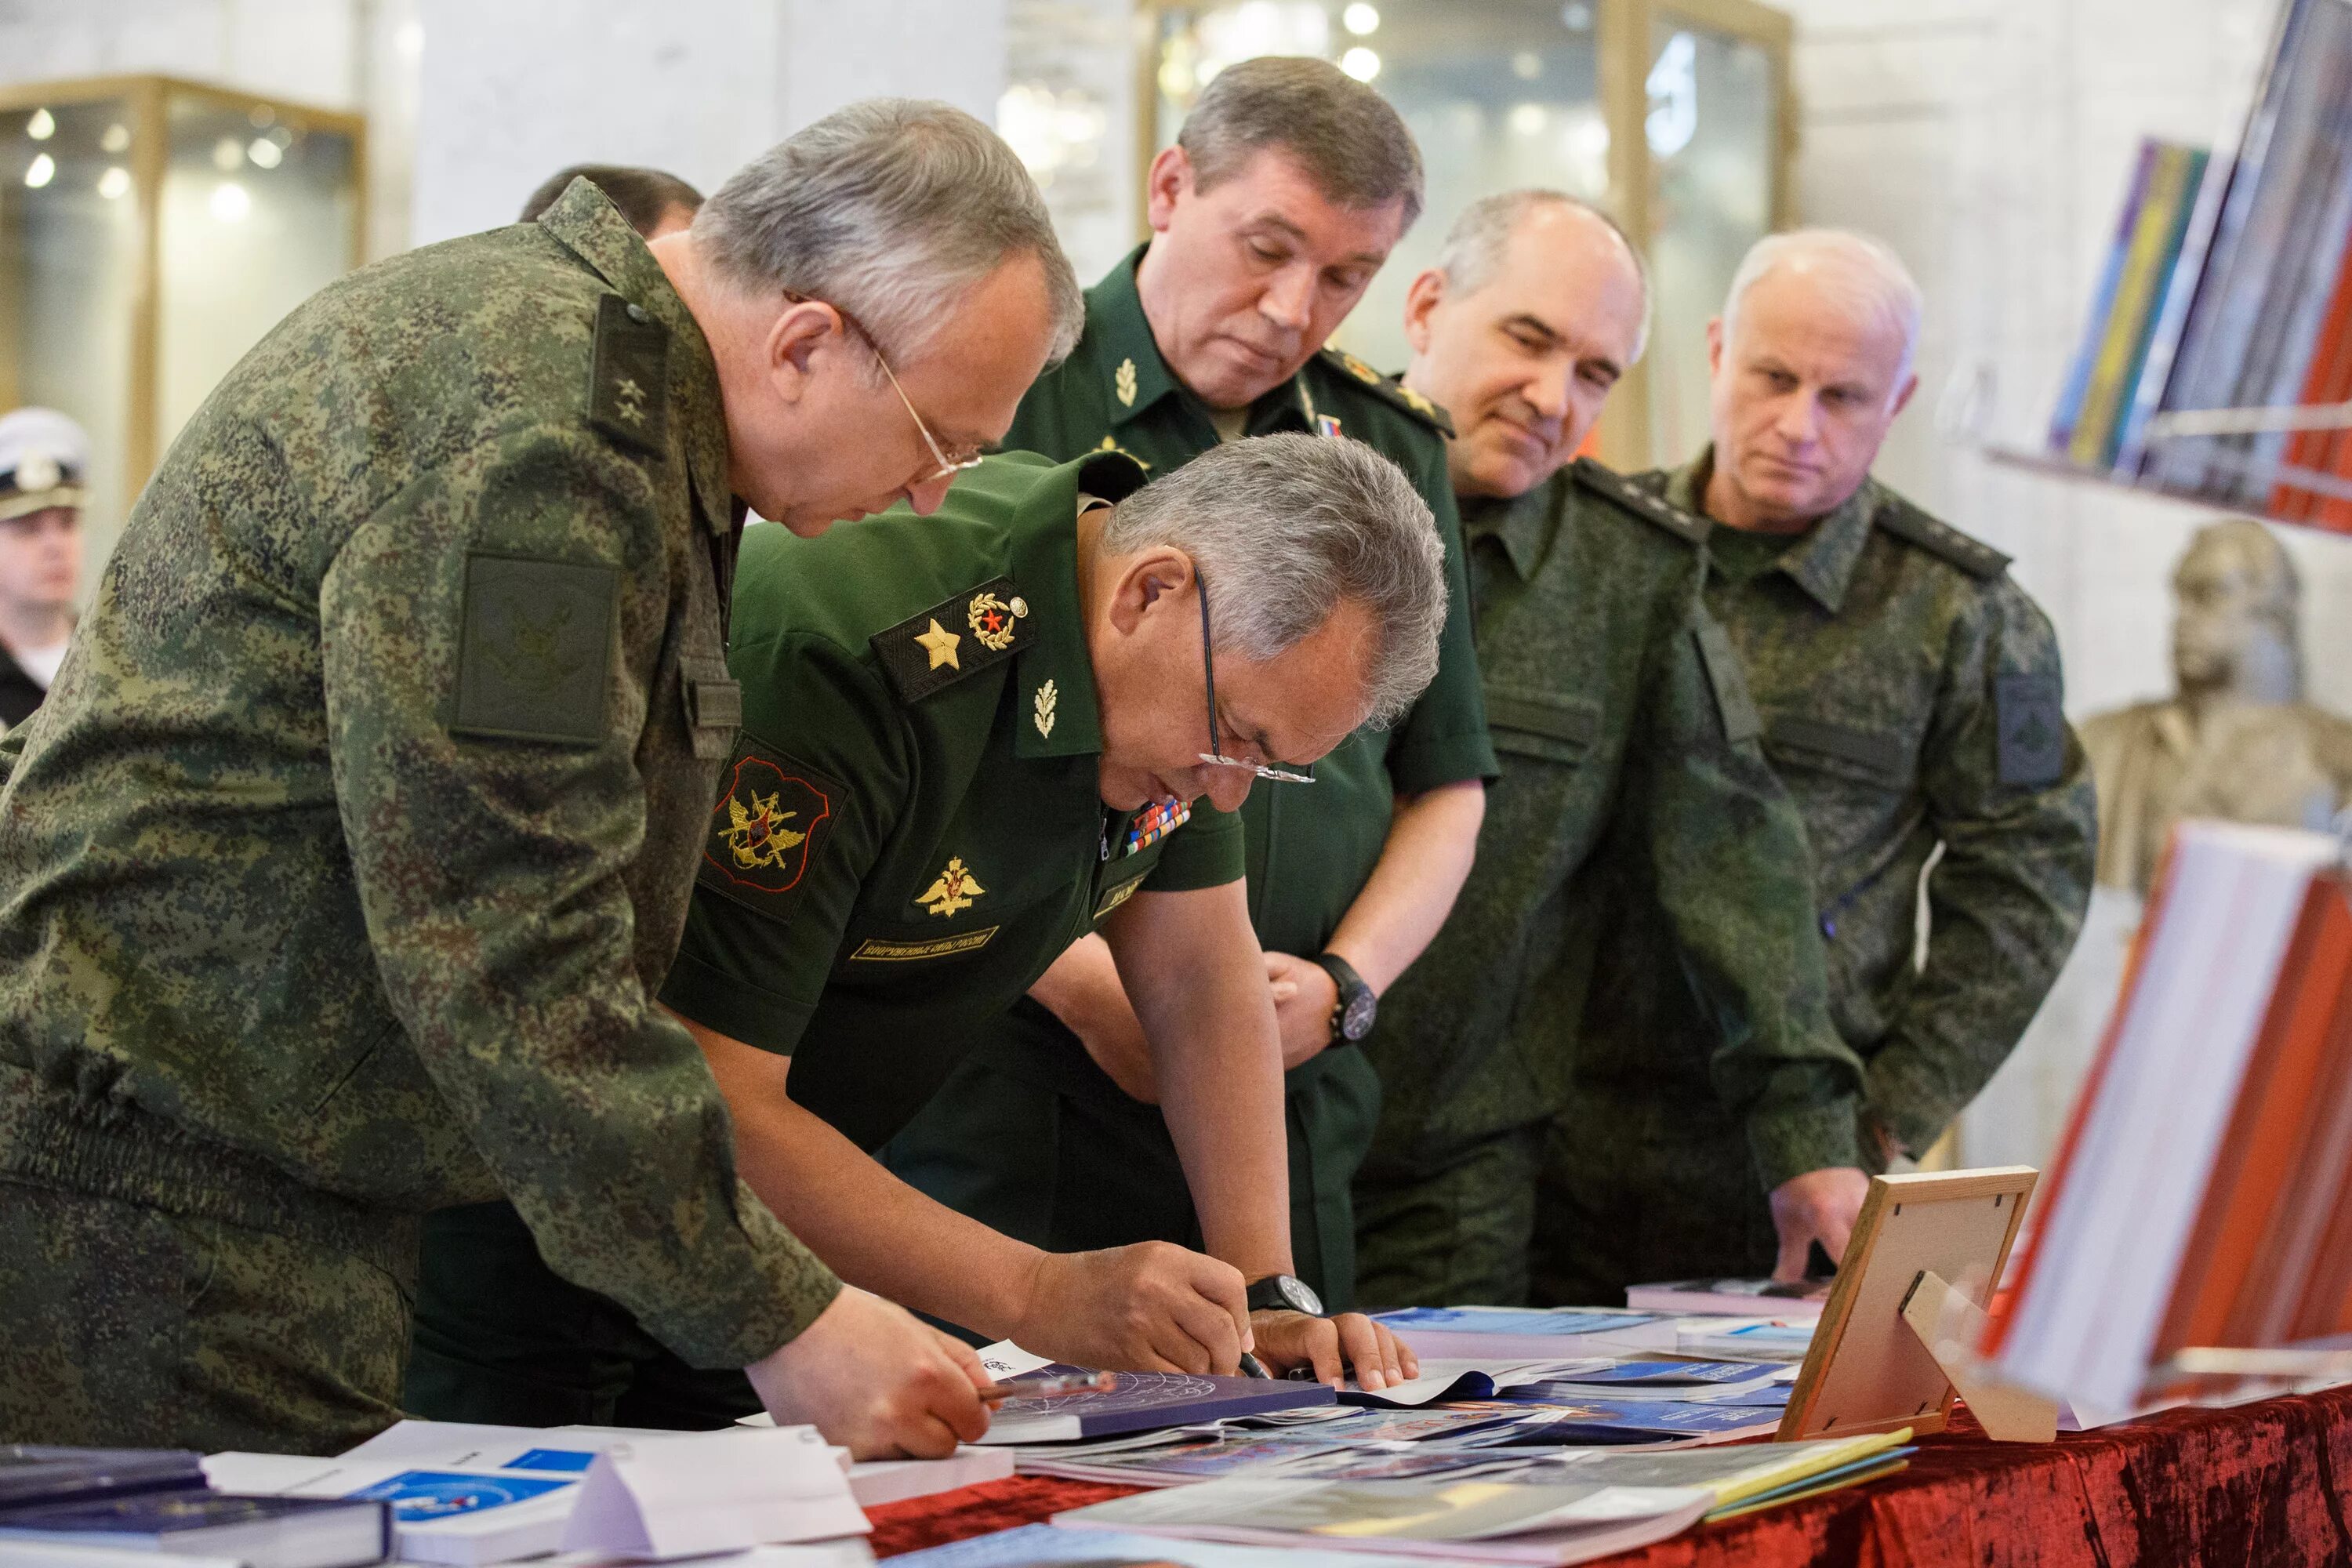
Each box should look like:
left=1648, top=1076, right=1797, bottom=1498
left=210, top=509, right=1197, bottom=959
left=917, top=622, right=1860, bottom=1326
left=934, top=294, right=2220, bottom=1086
left=871, top=575, right=1034, bottom=704
left=1573, top=459, right=1709, bottom=547
left=1873, top=495, right=2010, bottom=581
left=587, top=292, right=670, bottom=456
left=1316, top=349, right=1457, bottom=437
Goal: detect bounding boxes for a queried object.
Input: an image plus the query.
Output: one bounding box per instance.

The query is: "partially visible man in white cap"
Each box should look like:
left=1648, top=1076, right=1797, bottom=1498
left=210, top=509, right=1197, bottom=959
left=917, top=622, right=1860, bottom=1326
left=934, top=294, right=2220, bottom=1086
left=0, top=408, right=89, bottom=730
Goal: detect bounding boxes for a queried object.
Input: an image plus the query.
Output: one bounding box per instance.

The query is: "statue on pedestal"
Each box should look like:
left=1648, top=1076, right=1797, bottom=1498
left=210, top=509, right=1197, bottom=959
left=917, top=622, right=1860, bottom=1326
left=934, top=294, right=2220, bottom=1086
left=2080, top=518, right=2352, bottom=894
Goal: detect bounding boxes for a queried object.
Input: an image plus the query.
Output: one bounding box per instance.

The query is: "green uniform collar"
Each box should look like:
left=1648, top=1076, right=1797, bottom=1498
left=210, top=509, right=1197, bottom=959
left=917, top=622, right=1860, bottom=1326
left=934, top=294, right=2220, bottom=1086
left=1087, top=246, right=1320, bottom=437
left=1671, top=445, right=1877, bottom=614
left=1458, top=474, right=1563, bottom=583
left=539, top=177, right=733, bottom=537
left=1007, top=452, right=1138, bottom=761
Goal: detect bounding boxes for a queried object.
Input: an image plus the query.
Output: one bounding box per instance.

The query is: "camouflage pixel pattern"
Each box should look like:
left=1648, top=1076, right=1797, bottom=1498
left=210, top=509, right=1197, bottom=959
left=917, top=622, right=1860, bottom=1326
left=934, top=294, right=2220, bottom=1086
left=1354, top=461, right=1864, bottom=1309
left=1530, top=452, right=2096, bottom=1303
left=0, top=179, right=840, bottom=1450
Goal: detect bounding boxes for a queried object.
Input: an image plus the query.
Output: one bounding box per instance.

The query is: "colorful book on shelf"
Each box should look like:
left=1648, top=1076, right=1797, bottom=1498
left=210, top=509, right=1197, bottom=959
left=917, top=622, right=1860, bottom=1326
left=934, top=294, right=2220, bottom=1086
left=2068, top=142, right=2201, bottom=471
left=2051, top=140, right=2158, bottom=453
left=2270, top=223, right=2352, bottom=521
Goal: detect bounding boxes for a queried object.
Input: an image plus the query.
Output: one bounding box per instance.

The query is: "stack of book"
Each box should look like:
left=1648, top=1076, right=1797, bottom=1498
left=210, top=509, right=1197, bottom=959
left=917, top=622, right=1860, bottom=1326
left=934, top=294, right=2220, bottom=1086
left=1991, top=820, right=2352, bottom=1417
left=2045, top=0, right=2352, bottom=525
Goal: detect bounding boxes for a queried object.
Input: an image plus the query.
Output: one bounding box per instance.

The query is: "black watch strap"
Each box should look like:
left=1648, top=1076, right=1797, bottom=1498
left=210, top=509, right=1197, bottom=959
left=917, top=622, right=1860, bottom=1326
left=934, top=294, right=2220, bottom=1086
left=1312, top=952, right=1376, bottom=1044
left=1245, top=1273, right=1326, bottom=1316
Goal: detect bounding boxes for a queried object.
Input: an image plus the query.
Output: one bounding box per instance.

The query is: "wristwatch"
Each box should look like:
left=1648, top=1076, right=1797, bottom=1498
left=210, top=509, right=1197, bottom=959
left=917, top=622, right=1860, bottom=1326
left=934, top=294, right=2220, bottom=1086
left=1312, top=952, right=1377, bottom=1044
left=1245, top=1272, right=1326, bottom=1316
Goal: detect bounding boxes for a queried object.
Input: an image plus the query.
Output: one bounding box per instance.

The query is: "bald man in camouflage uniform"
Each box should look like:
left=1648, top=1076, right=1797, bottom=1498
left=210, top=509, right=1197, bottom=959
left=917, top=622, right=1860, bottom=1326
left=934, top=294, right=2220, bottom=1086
left=1530, top=230, right=2096, bottom=1304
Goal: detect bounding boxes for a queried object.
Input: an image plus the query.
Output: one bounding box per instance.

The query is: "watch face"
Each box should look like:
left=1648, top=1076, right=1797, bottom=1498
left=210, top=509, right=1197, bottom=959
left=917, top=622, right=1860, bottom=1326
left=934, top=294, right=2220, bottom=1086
left=1279, top=1274, right=1325, bottom=1316
left=1339, top=988, right=1378, bottom=1042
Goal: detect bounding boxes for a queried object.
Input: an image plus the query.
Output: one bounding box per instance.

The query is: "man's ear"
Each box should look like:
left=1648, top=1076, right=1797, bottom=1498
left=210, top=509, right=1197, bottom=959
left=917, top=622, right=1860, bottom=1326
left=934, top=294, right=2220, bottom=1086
left=1143, top=146, right=1192, bottom=234
left=1704, top=315, right=1726, bottom=378
left=1401, top=268, right=1446, bottom=356
left=1106, top=546, right=1196, bottom=636
left=1888, top=371, right=1921, bottom=422
left=764, top=299, right=843, bottom=405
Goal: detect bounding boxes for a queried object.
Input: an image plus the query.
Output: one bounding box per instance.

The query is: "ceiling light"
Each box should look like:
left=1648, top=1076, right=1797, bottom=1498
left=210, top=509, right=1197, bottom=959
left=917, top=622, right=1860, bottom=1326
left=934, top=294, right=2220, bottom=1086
left=1340, top=45, right=1381, bottom=82
left=100, top=122, right=130, bottom=153
left=24, top=153, right=53, bottom=189
left=1342, top=3, right=1381, bottom=35
left=96, top=165, right=131, bottom=200
left=248, top=137, right=282, bottom=169
left=210, top=180, right=250, bottom=222
left=212, top=136, right=244, bottom=171
left=26, top=108, right=53, bottom=141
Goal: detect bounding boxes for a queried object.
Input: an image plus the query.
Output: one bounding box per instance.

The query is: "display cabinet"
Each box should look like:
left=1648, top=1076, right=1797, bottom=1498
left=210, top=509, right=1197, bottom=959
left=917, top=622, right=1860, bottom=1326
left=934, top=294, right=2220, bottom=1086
left=1142, top=0, right=1791, bottom=470
left=0, top=76, right=365, bottom=572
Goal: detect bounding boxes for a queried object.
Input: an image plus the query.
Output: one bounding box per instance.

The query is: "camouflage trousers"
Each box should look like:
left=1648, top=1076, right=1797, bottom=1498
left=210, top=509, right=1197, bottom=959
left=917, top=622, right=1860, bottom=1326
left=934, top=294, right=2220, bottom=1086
left=0, top=1078, right=416, bottom=1455
left=1352, top=1123, right=1542, bottom=1309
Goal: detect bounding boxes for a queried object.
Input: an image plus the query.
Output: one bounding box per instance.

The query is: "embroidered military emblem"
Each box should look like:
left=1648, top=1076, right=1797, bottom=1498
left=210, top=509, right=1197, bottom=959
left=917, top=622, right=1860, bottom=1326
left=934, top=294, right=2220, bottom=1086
left=915, top=618, right=961, bottom=670
left=453, top=553, right=619, bottom=746
left=612, top=375, right=648, bottom=428
left=967, top=589, right=1026, bottom=652
left=1338, top=350, right=1382, bottom=386
left=1400, top=386, right=1442, bottom=421
left=1996, top=673, right=2066, bottom=786
left=918, top=856, right=985, bottom=918
left=1091, top=434, right=1152, bottom=470
left=697, top=739, right=840, bottom=916
left=1033, top=677, right=1058, bottom=738
left=1115, top=357, right=1138, bottom=408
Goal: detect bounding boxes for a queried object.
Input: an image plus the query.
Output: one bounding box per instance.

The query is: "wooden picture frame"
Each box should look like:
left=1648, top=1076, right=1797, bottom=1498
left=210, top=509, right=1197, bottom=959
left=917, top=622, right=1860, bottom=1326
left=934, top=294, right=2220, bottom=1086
left=1777, top=1167, right=2040, bottom=1441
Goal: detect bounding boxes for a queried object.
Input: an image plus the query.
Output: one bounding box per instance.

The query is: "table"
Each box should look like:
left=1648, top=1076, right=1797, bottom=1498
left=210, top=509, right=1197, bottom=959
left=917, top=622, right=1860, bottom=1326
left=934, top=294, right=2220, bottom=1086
left=865, top=1385, right=2352, bottom=1567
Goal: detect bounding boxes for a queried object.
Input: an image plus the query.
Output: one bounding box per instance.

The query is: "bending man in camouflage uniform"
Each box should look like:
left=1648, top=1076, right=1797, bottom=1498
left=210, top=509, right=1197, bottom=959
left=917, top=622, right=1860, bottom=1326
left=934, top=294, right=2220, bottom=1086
left=1532, top=230, right=2097, bottom=1304
left=1352, top=192, right=1867, bottom=1308
left=0, top=100, right=1080, bottom=1457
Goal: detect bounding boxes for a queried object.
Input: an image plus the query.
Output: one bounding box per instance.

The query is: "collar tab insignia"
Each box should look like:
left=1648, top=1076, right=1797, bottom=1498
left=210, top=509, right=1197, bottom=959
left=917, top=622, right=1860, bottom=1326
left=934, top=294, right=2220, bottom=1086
left=873, top=575, right=1032, bottom=703
left=1033, top=677, right=1058, bottom=738
left=1115, top=357, right=1139, bottom=408
left=918, top=856, right=985, bottom=917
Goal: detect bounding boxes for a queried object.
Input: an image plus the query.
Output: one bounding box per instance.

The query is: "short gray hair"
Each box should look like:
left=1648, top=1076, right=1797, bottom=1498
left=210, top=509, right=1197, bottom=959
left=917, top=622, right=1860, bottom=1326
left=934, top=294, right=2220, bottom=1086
left=1722, top=228, right=1923, bottom=386
left=1180, top=56, right=1425, bottom=230
left=1103, top=434, right=1445, bottom=728
left=1436, top=189, right=1651, bottom=361
left=695, top=98, right=1083, bottom=368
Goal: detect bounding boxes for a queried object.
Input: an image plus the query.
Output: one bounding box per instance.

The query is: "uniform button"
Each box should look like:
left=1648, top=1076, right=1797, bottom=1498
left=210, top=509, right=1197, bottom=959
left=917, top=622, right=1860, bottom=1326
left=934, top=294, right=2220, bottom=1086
left=626, top=303, right=651, bottom=325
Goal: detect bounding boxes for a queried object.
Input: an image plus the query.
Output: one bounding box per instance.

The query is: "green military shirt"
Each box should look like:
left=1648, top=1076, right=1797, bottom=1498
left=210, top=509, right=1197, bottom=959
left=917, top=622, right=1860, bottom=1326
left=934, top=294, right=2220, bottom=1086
left=657, top=449, right=1246, bottom=1152
left=0, top=179, right=837, bottom=1374
left=1638, top=451, right=2097, bottom=1155
left=1356, top=462, right=1863, bottom=1258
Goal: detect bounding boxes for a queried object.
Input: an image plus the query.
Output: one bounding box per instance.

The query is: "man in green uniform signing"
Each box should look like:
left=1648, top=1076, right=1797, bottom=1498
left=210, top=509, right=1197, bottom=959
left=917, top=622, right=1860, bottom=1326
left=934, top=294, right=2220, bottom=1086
left=882, top=54, right=1495, bottom=1313
left=408, top=437, right=1436, bottom=1423
left=1351, top=191, right=1868, bottom=1308
left=1532, top=229, right=2097, bottom=1303
left=0, top=100, right=1081, bottom=1457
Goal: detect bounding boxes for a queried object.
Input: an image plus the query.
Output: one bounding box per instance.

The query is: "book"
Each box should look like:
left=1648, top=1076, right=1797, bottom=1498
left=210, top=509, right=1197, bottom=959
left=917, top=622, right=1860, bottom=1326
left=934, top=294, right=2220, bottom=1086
left=1052, top=1475, right=1711, bottom=1564
left=972, top=1367, right=1337, bottom=1445
left=890, top=1520, right=1443, bottom=1568
left=2069, top=143, right=2201, bottom=470
left=1703, top=1453, right=1912, bottom=1522
left=2050, top=140, right=2158, bottom=454
left=1504, top=1430, right=1912, bottom=1511
left=1673, top=1319, right=1817, bottom=1362
left=1370, top=1309, right=1676, bottom=1361
left=1624, top=1278, right=1829, bottom=1319
left=0, top=1494, right=389, bottom=1568
left=0, top=1454, right=207, bottom=1513
left=1497, top=1359, right=1788, bottom=1403
left=1456, top=1399, right=1783, bottom=1447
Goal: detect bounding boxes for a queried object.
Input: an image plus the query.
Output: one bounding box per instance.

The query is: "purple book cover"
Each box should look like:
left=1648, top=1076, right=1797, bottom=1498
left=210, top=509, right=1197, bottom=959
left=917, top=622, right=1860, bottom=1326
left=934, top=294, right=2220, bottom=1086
left=982, top=1365, right=1336, bottom=1443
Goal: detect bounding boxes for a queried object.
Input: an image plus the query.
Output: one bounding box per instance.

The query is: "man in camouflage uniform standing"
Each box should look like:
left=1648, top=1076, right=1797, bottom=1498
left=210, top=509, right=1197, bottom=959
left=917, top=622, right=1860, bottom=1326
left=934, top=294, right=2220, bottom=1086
left=1532, top=230, right=2097, bottom=1304
left=0, top=100, right=1080, bottom=1457
left=880, top=56, right=1495, bottom=1314
left=1352, top=193, right=1868, bottom=1308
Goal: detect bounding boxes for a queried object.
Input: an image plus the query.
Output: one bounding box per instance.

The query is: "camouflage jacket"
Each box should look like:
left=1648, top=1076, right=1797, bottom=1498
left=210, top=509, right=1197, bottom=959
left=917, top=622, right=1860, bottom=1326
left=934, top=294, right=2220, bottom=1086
left=1362, top=461, right=1865, bottom=1191
left=1588, top=451, right=2098, bottom=1158
left=0, top=180, right=840, bottom=1370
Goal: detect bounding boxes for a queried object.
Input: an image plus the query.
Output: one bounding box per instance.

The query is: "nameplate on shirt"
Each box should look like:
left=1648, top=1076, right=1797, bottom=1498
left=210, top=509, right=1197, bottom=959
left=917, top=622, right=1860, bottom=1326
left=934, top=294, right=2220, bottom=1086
left=849, top=927, right=1000, bottom=963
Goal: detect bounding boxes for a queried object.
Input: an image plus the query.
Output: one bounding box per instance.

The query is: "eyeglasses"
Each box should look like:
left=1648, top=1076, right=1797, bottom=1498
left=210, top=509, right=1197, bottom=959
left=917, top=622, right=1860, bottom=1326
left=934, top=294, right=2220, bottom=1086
left=784, top=290, right=985, bottom=485
left=1196, top=573, right=1316, bottom=785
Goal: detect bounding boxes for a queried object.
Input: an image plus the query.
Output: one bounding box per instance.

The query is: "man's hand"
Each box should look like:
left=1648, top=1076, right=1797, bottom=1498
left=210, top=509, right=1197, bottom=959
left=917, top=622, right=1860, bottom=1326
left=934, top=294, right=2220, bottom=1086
left=1263, top=951, right=1338, bottom=1070
left=743, top=1286, right=991, bottom=1459
left=1250, top=1310, right=1419, bottom=1391
left=1767, top=1166, right=1871, bottom=1281
left=1009, top=1243, right=1253, bottom=1374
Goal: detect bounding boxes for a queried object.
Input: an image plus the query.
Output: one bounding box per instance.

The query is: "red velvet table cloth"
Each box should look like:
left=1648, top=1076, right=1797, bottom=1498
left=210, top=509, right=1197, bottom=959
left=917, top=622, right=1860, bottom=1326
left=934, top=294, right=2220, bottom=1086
left=866, top=1385, right=2352, bottom=1567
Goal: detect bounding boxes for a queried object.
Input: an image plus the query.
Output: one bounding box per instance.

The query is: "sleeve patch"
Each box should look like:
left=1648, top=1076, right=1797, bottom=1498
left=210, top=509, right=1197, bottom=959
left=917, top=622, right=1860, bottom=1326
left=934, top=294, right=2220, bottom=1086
left=696, top=735, right=847, bottom=920
left=452, top=553, right=618, bottom=746
left=1693, top=622, right=1763, bottom=746
left=1996, top=673, right=2066, bottom=786
left=588, top=292, right=671, bottom=456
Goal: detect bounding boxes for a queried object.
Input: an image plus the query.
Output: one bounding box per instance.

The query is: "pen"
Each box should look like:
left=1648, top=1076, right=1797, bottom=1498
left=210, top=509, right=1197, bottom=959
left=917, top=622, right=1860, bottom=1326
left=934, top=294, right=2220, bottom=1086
left=977, top=1370, right=1118, bottom=1403
left=1237, top=1351, right=1270, bottom=1378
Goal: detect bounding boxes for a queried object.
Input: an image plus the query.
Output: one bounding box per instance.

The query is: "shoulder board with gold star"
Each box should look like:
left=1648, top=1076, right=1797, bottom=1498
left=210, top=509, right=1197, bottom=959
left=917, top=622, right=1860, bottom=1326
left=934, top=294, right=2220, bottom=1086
left=587, top=292, right=670, bottom=456
left=870, top=575, right=1035, bottom=704
left=1572, top=458, right=1709, bottom=547
left=1315, top=348, right=1456, bottom=437
left=1872, top=494, right=2010, bottom=581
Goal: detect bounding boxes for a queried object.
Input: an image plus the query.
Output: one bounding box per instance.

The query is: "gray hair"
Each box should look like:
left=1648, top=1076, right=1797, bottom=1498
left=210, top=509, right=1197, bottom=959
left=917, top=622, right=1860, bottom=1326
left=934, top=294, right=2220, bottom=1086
left=1436, top=189, right=1652, bottom=362
left=695, top=98, right=1083, bottom=368
left=1179, top=56, right=1425, bottom=230
left=1722, top=228, right=1924, bottom=387
left=1103, top=434, right=1445, bottom=728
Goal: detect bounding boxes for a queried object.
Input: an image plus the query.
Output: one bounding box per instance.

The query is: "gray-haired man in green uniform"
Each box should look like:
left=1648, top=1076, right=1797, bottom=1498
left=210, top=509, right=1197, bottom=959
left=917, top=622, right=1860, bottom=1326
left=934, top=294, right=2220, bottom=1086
left=880, top=56, right=1496, bottom=1312
left=408, top=437, right=1435, bottom=1428
left=1532, top=230, right=2096, bottom=1304
left=1352, top=192, right=1869, bottom=1308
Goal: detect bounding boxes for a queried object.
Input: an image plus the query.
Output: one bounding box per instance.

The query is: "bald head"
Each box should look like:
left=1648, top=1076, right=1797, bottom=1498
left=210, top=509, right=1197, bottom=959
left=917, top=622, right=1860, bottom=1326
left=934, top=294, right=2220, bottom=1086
left=1701, top=228, right=1922, bottom=531
left=1403, top=191, right=1650, bottom=499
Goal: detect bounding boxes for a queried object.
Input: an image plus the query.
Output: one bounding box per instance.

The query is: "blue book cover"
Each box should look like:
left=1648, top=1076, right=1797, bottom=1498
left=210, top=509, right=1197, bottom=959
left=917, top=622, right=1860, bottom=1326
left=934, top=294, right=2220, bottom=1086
left=0, top=1490, right=393, bottom=1566
left=0, top=1446, right=207, bottom=1511
left=343, top=1469, right=573, bottom=1521
left=977, top=1365, right=1336, bottom=1444
left=1464, top=1398, right=1780, bottom=1446
left=1530, top=1359, right=1769, bottom=1387
left=1372, top=1308, right=1668, bottom=1338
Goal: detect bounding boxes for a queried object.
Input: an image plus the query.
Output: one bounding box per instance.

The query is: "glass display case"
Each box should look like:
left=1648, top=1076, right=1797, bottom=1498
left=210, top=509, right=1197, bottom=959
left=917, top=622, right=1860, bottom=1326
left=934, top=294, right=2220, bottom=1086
left=1142, top=0, right=1791, bottom=470
left=0, top=76, right=365, bottom=579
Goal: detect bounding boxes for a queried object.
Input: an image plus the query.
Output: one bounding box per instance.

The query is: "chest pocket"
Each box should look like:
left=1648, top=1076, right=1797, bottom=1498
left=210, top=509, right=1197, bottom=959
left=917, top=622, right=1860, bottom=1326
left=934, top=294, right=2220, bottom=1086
left=1485, top=682, right=1602, bottom=768
left=1763, top=715, right=1911, bottom=789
